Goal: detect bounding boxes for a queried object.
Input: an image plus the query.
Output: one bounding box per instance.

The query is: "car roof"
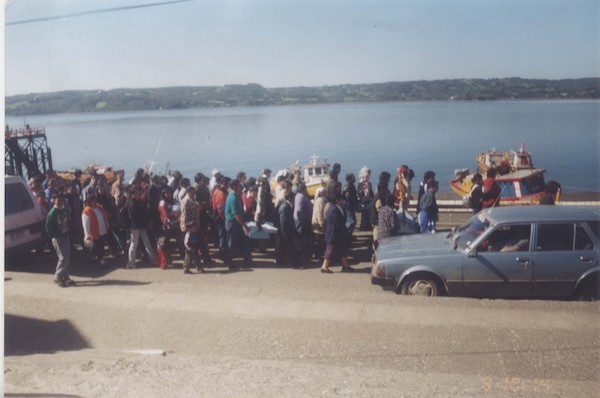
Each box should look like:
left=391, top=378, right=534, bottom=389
left=483, top=205, right=600, bottom=224
left=5, top=175, right=27, bottom=184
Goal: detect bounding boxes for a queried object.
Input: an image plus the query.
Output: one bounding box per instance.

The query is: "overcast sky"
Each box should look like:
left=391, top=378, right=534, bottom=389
left=4, top=0, right=599, bottom=96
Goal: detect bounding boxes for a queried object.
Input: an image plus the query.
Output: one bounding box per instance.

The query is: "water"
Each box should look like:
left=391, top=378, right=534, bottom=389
left=6, top=100, right=599, bottom=193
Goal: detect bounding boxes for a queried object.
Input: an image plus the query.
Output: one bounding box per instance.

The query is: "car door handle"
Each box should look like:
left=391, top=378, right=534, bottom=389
left=580, top=256, right=595, bottom=263
left=516, top=257, right=530, bottom=270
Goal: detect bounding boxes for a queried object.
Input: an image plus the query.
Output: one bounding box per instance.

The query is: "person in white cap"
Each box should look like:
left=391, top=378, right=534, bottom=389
left=209, top=168, right=222, bottom=192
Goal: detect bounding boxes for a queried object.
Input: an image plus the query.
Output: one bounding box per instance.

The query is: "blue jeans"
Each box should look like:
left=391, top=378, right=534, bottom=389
left=226, top=220, right=252, bottom=264
left=346, top=210, right=356, bottom=236
left=418, top=211, right=436, bottom=234
left=128, top=228, right=157, bottom=267
left=216, top=218, right=228, bottom=252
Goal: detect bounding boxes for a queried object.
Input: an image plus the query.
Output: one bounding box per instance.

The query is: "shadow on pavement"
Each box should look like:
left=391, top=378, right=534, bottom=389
left=5, top=314, right=90, bottom=356
left=5, top=246, right=131, bottom=279
left=68, top=279, right=151, bottom=287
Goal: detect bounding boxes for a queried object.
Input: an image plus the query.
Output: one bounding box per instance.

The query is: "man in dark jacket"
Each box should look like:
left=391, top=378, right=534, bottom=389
left=126, top=186, right=157, bottom=269
left=147, top=175, right=162, bottom=245
left=343, top=173, right=358, bottom=237
left=321, top=192, right=352, bottom=273
left=274, top=184, right=297, bottom=266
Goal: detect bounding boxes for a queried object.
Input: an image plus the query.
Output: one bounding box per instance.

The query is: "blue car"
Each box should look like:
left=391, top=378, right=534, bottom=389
left=371, top=205, right=600, bottom=300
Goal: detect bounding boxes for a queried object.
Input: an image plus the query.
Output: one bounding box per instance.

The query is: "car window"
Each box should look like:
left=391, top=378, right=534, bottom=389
left=536, top=223, right=574, bottom=251
left=586, top=221, right=599, bottom=241
left=575, top=223, right=595, bottom=251
left=478, top=224, right=531, bottom=252
left=5, top=182, right=35, bottom=215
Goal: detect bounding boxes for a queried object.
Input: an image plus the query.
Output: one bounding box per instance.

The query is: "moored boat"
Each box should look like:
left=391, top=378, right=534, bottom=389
left=271, top=154, right=331, bottom=198
left=56, top=163, right=125, bottom=185
left=302, top=154, right=331, bottom=197
left=450, top=145, right=559, bottom=205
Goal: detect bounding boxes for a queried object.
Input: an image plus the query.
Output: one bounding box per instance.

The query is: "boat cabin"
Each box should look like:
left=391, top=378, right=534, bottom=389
left=496, top=170, right=546, bottom=200
left=303, top=154, right=330, bottom=184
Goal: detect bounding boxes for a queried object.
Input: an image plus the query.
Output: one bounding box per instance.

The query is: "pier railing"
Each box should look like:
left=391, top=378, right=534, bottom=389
left=5, top=127, right=53, bottom=179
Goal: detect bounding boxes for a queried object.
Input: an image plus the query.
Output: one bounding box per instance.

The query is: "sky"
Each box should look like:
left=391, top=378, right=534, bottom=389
left=3, top=0, right=600, bottom=96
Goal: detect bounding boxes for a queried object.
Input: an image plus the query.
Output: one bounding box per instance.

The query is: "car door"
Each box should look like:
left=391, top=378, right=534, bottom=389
left=532, top=222, right=598, bottom=297
left=461, top=223, right=533, bottom=297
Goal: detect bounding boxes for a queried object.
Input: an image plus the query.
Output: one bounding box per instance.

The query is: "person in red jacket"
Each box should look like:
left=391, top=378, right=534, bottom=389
left=212, top=176, right=231, bottom=260
left=482, top=168, right=502, bottom=208
left=81, top=195, right=110, bottom=265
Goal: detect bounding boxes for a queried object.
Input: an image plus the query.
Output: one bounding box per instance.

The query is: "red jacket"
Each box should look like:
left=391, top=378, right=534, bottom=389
left=482, top=179, right=501, bottom=208
left=212, top=188, right=227, bottom=220
left=82, top=204, right=109, bottom=240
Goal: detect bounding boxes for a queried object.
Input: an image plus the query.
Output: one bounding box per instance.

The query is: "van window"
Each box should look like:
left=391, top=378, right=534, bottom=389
left=5, top=183, right=35, bottom=215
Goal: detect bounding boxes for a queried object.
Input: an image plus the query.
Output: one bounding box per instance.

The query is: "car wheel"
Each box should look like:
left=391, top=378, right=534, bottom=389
left=575, top=275, right=600, bottom=301
left=399, top=275, right=442, bottom=297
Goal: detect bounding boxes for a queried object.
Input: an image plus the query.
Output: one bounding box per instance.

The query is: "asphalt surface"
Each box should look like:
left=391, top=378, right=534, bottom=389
left=4, top=228, right=600, bottom=397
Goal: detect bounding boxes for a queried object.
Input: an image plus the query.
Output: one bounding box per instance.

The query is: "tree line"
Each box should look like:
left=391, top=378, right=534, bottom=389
left=5, top=77, right=599, bottom=116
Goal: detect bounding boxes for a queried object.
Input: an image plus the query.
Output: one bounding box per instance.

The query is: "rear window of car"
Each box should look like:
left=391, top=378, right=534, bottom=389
left=536, top=223, right=596, bottom=251
left=5, top=182, right=35, bottom=215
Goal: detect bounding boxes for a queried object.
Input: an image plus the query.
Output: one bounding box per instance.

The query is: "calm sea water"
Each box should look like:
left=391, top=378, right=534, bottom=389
left=7, top=100, right=599, bottom=193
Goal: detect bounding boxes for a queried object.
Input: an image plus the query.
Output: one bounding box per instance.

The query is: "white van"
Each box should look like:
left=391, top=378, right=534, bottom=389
left=5, top=175, right=47, bottom=253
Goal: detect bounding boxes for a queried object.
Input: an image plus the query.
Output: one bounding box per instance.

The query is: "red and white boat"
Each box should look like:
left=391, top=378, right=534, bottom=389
left=450, top=145, right=559, bottom=205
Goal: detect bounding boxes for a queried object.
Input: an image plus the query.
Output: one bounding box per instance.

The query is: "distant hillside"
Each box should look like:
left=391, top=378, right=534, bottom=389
left=5, top=78, right=599, bottom=116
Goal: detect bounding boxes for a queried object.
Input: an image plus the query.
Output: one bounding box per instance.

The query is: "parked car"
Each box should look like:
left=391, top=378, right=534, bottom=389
left=5, top=175, right=47, bottom=254
left=371, top=205, right=600, bottom=300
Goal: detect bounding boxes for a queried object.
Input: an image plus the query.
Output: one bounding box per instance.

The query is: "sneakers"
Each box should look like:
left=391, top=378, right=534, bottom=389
left=54, top=278, right=68, bottom=288
left=183, top=268, right=192, bottom=274
left=126, top=263, right=136, bottom=269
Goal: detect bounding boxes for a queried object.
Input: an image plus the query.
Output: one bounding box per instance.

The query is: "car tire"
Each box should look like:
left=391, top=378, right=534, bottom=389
left=399, top=275, right=443, bottom=297
left=575, top=275, right=600, bottom=301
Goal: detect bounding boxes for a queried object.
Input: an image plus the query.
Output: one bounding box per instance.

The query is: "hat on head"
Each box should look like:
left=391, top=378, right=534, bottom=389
left=262, top=168, right=272, bottom=175
left=212, top=169, right=221, bottom=176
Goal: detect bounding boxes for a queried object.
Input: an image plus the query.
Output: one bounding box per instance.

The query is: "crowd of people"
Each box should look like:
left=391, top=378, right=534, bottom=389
left=34, top=162, right=507, bottom=288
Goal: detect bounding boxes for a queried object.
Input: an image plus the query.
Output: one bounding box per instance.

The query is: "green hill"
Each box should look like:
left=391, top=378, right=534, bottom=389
left=5, top=78, right=599, bottom=116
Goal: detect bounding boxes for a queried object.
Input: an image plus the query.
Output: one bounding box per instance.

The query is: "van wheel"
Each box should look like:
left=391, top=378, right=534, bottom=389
left=400, top=275, right=442, bottom=297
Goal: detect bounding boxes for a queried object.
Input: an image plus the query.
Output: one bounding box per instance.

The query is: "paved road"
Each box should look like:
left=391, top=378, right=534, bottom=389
left=4, top=234, right=600, bottom=397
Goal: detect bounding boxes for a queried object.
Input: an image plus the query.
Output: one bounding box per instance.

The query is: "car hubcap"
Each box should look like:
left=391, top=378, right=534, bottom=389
left=409, top=280, right=435, bottom=296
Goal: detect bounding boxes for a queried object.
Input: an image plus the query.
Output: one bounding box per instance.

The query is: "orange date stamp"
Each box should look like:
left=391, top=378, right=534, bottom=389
left=481, top=377, right=554, bottom=393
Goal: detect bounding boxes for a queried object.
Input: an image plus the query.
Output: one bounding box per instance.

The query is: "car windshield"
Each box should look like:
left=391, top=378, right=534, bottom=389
left=451, top=213, right=492, bottom=249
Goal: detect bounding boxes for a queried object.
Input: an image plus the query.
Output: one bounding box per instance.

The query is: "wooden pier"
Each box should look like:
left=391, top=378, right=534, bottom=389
left=5, top=126, right=53, bottom=180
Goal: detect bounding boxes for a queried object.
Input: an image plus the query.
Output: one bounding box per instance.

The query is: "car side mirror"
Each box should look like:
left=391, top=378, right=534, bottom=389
left=468, top=248, right=478, bottom=258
